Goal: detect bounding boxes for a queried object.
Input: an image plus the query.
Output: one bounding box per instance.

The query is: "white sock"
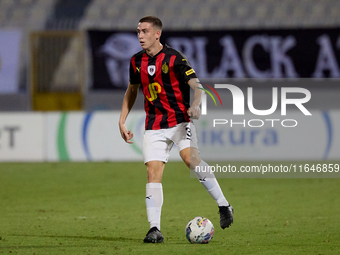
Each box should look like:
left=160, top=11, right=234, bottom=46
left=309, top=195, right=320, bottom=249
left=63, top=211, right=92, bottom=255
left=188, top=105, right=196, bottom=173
left=194, top=160, right=229, bottom=207
left=145, top=183, right=163, bottom=230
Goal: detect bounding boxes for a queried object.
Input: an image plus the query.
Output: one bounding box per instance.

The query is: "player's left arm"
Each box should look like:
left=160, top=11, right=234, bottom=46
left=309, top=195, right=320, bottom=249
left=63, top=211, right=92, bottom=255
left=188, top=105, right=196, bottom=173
left=187, top=78, right=204, bottom=119
left=174, top=53, right=204, bottom=119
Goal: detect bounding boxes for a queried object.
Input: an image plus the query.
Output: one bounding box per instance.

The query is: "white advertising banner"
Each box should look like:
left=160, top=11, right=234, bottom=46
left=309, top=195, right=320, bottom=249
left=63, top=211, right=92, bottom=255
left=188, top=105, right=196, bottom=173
left=0, top=30, right=22, bottom=93
left=46, top=111, right=181, bottom=162
left=0, top=113, right=44, bottom=161
left=195, top=110, right=335, bottom=161
left=328, top=111, right=340, bottom=160
left=0, top=111, right=339, bottom=162
left=45, top=110, right=340, bottom=162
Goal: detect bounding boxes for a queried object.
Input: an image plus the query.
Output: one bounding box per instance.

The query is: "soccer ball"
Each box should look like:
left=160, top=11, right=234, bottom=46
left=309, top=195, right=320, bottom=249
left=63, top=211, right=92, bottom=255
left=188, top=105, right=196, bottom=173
left=185, top=216, right=214, bottom=244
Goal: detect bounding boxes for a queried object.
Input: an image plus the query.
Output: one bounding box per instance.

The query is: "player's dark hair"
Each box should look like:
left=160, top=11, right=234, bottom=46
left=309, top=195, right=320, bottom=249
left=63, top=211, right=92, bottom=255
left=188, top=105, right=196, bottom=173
left=139, top=16, right=163, bottom=30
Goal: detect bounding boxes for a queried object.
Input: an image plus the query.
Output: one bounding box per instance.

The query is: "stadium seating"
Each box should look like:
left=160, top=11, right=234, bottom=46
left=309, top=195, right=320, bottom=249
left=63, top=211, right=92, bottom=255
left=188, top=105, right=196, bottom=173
left=79, top=0, right=339, bottom=29
left=0, top=0, right=338, bottom=31
left=0, top=0, right=339, bottom=111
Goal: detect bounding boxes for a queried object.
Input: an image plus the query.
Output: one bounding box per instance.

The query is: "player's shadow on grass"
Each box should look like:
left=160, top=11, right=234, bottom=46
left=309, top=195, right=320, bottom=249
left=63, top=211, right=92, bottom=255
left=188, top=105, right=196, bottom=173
left=12, top=234, right=140, bottom=243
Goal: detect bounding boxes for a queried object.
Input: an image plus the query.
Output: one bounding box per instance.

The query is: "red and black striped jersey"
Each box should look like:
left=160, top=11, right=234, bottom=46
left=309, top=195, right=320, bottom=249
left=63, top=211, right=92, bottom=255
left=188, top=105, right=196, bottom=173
left=129, top=44, right=197, bottom=130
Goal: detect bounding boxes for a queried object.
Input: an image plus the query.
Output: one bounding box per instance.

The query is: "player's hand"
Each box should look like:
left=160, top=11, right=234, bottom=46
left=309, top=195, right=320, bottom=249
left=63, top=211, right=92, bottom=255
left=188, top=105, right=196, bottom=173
left=119, top=122, right=134, bottom=144
left=188, top=104, right=201, bottom=120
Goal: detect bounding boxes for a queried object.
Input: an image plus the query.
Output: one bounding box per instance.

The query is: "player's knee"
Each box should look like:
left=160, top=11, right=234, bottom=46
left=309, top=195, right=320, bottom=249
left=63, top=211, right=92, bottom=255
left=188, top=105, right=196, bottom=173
left=190, top=151, right=201, bottom=166
left=147, top=170, right=162, bottom=183
left=183, top=156, right=191, bottom=169
left=146, top=161, right=164, bottom=182
left=181, top=151, right=201, bottom=170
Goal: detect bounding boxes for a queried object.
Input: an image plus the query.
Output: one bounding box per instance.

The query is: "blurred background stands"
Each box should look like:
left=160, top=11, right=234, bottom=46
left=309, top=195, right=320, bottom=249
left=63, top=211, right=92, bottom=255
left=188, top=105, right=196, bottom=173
left=0, top=0, right=339, bottom=111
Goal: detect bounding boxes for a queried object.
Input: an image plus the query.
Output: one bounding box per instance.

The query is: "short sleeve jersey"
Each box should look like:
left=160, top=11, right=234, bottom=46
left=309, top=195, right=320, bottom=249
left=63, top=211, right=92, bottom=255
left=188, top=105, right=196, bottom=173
left=129, top=44, right=197, bottom=130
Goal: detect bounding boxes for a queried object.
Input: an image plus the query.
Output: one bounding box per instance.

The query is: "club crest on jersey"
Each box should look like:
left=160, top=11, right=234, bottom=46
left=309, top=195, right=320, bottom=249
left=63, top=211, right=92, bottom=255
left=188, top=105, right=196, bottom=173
left=161, top=62, right=169, bottom=74
left=148, top=65, right=156, bottom=76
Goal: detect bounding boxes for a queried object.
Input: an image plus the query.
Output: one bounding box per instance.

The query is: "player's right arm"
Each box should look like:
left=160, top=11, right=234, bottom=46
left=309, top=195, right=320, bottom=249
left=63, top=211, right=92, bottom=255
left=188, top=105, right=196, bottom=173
left=119, top=82, right=140, bottom=144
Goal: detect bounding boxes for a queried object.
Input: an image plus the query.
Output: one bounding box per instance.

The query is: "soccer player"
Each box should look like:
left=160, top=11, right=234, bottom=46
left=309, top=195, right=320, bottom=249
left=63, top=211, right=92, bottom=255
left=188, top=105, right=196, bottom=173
left=119, top=16, right=233, bottom=243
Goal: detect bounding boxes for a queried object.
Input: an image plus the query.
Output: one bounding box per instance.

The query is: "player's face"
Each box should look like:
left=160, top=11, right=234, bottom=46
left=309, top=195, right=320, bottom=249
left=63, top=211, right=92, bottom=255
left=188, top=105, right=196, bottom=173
left=137, top=22, right=161, bottom=50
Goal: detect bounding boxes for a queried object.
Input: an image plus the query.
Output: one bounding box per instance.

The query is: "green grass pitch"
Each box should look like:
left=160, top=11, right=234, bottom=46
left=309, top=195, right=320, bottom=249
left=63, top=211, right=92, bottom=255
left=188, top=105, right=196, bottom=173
left=0, top=162, right=339, bottom=254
